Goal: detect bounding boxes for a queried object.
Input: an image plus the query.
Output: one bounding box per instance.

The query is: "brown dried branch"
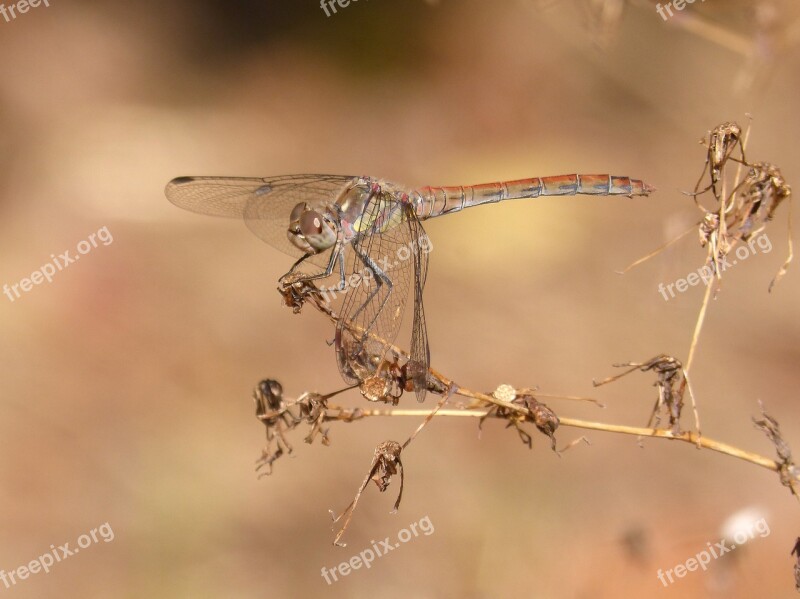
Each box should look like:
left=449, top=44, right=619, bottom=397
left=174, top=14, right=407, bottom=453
left=253, top=376, right=792, bottom=491
left=254, top=300, right=796, bottom=544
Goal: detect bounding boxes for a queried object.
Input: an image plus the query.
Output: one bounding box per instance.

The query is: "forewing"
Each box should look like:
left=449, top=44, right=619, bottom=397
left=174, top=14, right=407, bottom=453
left=165, top=174, right=356, bottom=265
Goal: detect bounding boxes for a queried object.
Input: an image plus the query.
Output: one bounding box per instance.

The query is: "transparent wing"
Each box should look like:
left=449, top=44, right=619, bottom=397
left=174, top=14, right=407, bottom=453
left=334, top=193, right=430, bottom=401
left=406, top=210, right=431, bottom=402
left=165, top=174, right=356, bottom=264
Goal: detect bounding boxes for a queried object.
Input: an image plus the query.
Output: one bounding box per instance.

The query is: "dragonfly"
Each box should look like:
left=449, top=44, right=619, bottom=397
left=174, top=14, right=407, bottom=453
left=165, top=173, right=654, bottom=403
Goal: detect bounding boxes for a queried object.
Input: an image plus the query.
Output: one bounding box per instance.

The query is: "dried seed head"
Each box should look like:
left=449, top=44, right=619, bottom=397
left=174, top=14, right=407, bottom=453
left=330, top=439, right=406, bottom=546
left=253, top=379, right=300, bottom=476
left=529, top=401, right=560, bottom=438
left=595, top=356, right=689, bottom=434
left=753, top=404, right=793, bottom=464
left=514, top=394, right=560, bottom=451
left=297, top=392, right=327, bottom=421
left=254, top=379, right=285, bottom=413
left=645, top=354, right=682, bottom=376
left=708, top=121, right=742, bottom=172
left=753, top=403, right=798, bottom=497
left=742, top=162, right=791, bottom=226
left=360, top=375, right=391, bottom=403
left=371, top=440, right=403, bottom=492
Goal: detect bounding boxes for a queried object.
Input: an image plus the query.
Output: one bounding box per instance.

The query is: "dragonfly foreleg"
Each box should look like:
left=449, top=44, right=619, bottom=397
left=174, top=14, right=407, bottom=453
left=278, top=241, right=343, bottom=289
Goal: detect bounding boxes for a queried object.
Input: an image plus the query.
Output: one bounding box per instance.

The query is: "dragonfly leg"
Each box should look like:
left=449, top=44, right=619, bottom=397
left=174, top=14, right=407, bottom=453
left=278, top=253, right=310, bottom=284
left=278, top=241, right=343, bottom=288
left=337, top=249, right=347, bottom=288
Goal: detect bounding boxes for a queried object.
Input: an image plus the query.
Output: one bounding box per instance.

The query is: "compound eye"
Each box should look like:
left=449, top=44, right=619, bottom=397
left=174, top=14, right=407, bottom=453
left=298, top=210, right=337, bottom=251
left=290, top=202, right=309, bottom=224
left=299, top=210, right=324, bottom=236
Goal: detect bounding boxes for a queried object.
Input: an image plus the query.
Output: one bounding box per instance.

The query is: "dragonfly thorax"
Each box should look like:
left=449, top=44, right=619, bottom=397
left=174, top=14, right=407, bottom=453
left=336, top=177, right=408, bottom=240
left=287, top=201, right=338, bottom=254
left=335, top=178, right=379, bottom=240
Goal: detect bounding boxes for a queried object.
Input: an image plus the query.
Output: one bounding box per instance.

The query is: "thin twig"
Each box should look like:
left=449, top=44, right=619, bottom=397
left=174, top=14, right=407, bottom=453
left=316, top=387, right=782, bottom=474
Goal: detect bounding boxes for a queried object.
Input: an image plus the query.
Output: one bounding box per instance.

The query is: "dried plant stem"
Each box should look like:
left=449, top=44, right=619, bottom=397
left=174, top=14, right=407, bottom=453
left=465, top=387, right=778, bottom=471
left=616, top=224, right=695, bottom=275
left=670, top=12, right=751, bottom=56
left=558, top=418, right=776, bottom=468
left=685, top=277, right=714, bottom=373
left=353, top=409, right=488, bottom=418
left=332, top=387, right=781, bottom=474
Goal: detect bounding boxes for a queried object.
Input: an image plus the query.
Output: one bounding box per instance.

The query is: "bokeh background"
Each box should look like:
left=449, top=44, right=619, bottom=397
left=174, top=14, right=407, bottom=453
left=1, top=0, right=799, bottom=597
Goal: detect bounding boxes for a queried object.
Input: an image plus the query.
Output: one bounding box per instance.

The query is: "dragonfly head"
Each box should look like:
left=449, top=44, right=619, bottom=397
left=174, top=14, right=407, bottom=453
left=287, top=202, right=338, bottom=254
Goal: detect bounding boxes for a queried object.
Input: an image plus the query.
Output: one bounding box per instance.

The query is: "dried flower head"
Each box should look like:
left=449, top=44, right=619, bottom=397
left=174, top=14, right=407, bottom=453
left=753, top=402, right=799, bottom=497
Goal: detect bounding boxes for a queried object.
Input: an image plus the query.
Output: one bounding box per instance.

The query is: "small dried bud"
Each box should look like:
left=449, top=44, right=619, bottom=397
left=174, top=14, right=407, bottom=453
left=361, top=375, right=391, bottom=403
left=493, top=384, right=517, bottom=402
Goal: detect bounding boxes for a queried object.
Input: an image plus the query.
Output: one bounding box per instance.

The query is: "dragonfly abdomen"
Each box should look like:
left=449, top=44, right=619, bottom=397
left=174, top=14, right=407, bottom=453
left=414, top=174, right=654, bottom=220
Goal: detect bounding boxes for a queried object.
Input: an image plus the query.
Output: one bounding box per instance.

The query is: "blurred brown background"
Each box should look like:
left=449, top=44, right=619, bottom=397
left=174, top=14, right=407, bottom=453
left=1, top=0, right=799, bottom=597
